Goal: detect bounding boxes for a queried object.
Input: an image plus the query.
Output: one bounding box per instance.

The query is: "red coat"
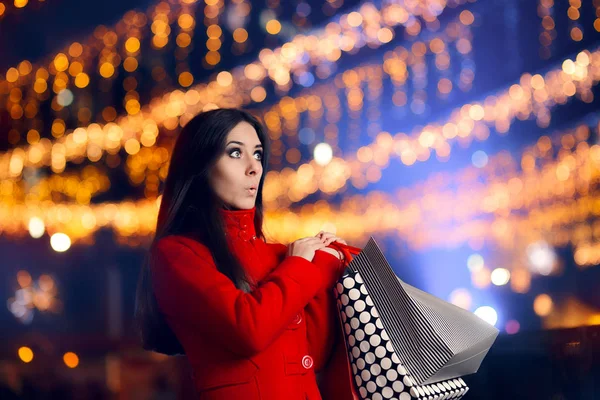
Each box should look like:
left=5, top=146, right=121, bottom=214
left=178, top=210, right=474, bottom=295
left=151, top=206, right=353, bottom=399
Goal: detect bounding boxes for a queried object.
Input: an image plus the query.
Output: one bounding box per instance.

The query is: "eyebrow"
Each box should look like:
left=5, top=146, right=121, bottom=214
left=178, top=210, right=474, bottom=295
left=226, top=141, right=263, bottom=148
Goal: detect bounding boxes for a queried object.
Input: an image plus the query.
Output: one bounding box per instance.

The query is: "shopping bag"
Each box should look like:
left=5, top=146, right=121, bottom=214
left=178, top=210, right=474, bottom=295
left=328, top=237, right=499, bottom=399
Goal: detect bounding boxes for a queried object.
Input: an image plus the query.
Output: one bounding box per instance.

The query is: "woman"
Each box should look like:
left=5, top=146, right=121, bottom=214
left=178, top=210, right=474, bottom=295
left=135, top=108, right=349, bottom=399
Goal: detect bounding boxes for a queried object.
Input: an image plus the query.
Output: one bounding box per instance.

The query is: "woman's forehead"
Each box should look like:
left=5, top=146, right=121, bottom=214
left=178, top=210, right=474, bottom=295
left=226, top=122, right=261, bottom=145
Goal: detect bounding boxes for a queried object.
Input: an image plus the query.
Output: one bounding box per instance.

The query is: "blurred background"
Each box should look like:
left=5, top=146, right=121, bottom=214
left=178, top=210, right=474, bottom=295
left=0, top=0, right=599, bottom=398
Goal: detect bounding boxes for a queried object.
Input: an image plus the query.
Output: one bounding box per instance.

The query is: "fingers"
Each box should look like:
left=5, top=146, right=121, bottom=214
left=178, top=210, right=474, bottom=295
left=294, top=237, right=326, bottom=249
left=315, top=231, right=335, bottom=240
left=301, top=232, right=347, bottom=247
left=328, top=237, right=346, bottom=245
left=296, top=237, right=323, bottom=242
left=317, top=231, right=347, bottom=246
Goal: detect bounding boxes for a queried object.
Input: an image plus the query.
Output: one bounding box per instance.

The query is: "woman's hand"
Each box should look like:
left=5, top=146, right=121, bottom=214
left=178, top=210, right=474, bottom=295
left=286, top=237, right=328, bottom=262
left=285, top=232, right=348, bottom=262
left=315, top=231, right=347, bottom=260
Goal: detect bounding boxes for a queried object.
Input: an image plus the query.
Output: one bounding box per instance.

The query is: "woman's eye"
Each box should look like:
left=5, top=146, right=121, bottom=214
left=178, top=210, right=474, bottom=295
left=229, top=148, right=263, bottom=160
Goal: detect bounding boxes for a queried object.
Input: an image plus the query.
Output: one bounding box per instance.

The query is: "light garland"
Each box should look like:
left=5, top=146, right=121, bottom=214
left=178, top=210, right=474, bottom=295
left=1, top=45, right=596, bottom=217
left=1, top=121, right=599, bottom=256
left=0, top=165, right=111, bottom=205
left=258, top=48, right=599, bottom=207
left=568, top=0, right=583, bottom=42
left=538, top=0, right=555, bottom=60
left=1, top=0, right=464, bottom=111
left=0, top=14, right=477, bottom=201
left=203, top=0, right=224, bottom=68
left=0, top=0, right=474, bottom=183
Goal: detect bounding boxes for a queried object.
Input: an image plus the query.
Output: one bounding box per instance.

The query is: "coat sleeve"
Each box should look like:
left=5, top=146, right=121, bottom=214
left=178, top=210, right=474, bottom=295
left=267, top=242, right=342, bottom=372
left=151, top=236, right=343, bottom=358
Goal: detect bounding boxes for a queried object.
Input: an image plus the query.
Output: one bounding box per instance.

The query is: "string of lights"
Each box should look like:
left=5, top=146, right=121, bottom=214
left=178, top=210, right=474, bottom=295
left=2, top=47, right=593, bottom=238
left=0, top=3, right=474, bottom=180
left=538, top=0, right=555, bottom=60
left=0, top=16, right=476, bottom=204
left=1, top=0, right=471, bottom=154
left=6, top=31, right=593, bottom=196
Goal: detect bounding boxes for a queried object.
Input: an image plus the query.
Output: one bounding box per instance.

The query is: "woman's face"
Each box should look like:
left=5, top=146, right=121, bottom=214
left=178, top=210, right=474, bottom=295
left=208, top=121, right=264, bottom=210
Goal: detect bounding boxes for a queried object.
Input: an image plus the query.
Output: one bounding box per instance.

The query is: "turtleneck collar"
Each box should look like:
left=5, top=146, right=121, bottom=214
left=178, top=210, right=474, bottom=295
left=218, top=206, right=257, bottom=241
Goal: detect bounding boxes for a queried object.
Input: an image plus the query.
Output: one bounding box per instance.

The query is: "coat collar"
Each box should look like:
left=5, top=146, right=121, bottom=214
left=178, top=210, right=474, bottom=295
left=218, top=206, right=257, bottom=241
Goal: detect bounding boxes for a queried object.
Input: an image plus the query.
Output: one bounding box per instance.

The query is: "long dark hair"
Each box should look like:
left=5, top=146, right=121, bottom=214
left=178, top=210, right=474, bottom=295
left=134, top=108, right=271, bottom=355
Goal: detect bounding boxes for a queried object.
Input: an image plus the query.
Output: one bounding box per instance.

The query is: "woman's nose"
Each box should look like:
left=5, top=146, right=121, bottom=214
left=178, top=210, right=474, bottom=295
left=247, top=157, right=261, bottom=174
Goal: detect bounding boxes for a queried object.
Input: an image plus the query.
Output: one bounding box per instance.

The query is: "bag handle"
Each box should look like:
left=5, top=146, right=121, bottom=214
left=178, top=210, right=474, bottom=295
left=328, top=241, right=362, bottom=266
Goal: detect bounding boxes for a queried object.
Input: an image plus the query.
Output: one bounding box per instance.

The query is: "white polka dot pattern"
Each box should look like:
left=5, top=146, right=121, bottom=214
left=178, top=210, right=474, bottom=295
left=336, top=270, right=470, bottom=399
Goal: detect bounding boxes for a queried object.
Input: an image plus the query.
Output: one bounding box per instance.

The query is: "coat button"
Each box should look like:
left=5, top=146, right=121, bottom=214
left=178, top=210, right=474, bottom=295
left=292, top=313, right=302, bottom=325
left=301, top=355, right=313, bottom=369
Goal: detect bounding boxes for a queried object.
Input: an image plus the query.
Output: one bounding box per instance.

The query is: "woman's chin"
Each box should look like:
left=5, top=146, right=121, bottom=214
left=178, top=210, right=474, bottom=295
left=230, top=200, right=255, bottom=210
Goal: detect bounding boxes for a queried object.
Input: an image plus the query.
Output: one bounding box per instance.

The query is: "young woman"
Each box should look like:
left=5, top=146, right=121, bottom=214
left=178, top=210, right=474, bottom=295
left=135, top=108, right=350, bottom=399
